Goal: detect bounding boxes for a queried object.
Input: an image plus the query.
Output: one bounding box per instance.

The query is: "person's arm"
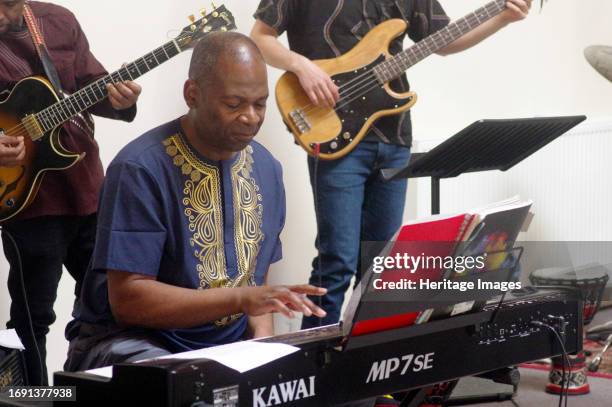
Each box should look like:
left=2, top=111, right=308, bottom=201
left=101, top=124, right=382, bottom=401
left=107, top=270, right=326, bottom=330
left=247, top=271, right=275, bottom=338
left=438, top=0, right=532, bottom=56
left=250, top=19, right=338, bottom=108
left=248, top=314, right=275, bottom=338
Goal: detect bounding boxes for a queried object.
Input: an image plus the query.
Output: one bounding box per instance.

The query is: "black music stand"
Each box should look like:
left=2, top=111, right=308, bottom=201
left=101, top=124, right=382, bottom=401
left=381, top=116, right=587, bottom=215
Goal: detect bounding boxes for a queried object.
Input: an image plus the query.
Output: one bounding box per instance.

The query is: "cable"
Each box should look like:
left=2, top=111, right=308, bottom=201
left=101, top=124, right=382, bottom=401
left=1, top=226, right=44, bottom=385
left=531, top=320, right=571, bottom=407
left=311, top=144, right=323, bottom=327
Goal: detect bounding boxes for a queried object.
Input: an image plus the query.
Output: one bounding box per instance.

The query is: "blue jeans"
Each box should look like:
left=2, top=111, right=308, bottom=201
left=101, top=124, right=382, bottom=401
left=302, top=142, right=410, bottom=328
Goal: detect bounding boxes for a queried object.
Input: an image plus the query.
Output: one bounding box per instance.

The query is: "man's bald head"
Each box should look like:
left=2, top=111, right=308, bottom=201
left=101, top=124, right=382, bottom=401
left=182, top=31, right=269, bottom=161
left=188, top=32, right=265, bottom=87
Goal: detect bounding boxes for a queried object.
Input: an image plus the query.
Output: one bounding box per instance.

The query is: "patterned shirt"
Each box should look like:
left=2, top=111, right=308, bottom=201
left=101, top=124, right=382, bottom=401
left=254, top=0, right=449, bottom=147
left=0, top=1, right=135, bottom=220
left=73, top=119, right=285, bottom=351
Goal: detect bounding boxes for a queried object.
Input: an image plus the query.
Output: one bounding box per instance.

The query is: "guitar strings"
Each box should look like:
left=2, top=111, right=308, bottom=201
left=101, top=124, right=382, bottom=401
left=293, top=49, right=425, bottom=122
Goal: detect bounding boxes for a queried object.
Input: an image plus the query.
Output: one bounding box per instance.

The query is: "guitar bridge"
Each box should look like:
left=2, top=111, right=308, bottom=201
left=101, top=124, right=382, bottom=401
left=289, top=109, right=311, bottom=134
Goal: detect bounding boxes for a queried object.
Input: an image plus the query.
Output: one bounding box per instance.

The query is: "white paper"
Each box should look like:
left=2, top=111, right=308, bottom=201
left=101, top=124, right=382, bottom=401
left=83, top=341, right=299, bottom=379
left=156, top=341, right=299, bottom=373
left=0, top=329, right=25, bottom=350
left=85, top=366, right=113, bottom=378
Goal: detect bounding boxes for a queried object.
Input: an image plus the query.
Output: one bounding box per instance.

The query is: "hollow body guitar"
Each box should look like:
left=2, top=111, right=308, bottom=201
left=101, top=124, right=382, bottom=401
left=0, top=5, right=235, bottom=222
left=275, top=0, right=509, bottom=160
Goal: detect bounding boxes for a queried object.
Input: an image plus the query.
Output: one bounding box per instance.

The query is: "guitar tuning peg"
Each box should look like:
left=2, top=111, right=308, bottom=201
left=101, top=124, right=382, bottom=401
left=200, top=9, right=207, bottom=17
left=211, top=2, right=220, bottom=17
left=188, top=14, right=196, bottom=24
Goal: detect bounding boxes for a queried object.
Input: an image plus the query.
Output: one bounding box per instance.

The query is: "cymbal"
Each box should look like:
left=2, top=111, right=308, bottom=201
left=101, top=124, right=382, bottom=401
left=584, top=45, right=612, bottom=83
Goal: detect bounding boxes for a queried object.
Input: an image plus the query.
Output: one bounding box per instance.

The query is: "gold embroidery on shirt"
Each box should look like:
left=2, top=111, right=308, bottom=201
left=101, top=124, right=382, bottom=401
left=164, top=135, right=264, bottom=327
left=232, top=145, right=264, bottom=288
left=165, top=134, right=227, bottom=289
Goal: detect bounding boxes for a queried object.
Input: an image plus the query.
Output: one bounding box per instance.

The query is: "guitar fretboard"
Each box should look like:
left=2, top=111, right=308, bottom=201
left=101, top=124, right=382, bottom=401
left=374, top=0, right=506, bottom=82
left=34, top=41, right=182, bottom=131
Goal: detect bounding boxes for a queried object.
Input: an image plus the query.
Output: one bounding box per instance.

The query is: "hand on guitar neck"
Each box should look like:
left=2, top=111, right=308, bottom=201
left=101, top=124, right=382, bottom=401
left=500, top=0, right=532, bottom=24
left=106, top=64, right=142, bottom=110
left=0, top=132, right=25, bottom=167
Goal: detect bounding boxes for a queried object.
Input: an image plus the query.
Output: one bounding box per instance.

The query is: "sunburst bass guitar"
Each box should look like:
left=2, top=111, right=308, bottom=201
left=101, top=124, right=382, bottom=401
left=0, top=5, right=235, bottom=222
left=276, top=0, right=520, bottom=160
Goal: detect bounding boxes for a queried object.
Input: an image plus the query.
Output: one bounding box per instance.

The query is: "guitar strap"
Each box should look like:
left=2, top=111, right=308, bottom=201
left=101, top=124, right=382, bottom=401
left=22, top=4, right=65, bottom=99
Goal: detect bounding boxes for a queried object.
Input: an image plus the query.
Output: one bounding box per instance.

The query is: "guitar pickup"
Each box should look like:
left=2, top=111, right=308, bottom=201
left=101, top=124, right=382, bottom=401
left=289, top=109, right=311, bottom=134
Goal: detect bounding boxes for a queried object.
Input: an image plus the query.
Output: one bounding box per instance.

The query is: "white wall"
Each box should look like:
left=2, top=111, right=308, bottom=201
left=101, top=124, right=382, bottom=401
left=1, top=0, right=611, bottom=382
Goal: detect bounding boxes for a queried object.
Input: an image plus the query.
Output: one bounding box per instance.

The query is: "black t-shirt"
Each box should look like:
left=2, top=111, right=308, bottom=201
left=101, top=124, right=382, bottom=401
left=254, top=0, right=449, bottom=147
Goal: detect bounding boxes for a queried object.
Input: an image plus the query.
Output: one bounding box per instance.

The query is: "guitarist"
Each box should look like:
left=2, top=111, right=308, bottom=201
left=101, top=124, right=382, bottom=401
left=251, top=0, right=532, bottom=330
left=0, top=0, right=140, bottom=385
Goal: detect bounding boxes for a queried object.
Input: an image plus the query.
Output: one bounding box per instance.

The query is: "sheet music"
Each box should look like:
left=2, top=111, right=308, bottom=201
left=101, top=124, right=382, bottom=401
left=154, top=341, right=299, bottom=373
left=0, top=329, right=25, bottom=350
left=85, top=341, right=299, bottom=378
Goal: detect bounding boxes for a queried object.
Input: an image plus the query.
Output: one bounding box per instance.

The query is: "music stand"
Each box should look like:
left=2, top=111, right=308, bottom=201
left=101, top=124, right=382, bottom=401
left=381, top=116, right=587, bottom=215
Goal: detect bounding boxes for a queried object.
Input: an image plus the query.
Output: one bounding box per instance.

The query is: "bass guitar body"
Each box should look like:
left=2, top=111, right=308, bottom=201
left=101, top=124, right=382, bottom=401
left=0, top=76, right=82, bottom=222
left=276, top=19, right=417, bottom=160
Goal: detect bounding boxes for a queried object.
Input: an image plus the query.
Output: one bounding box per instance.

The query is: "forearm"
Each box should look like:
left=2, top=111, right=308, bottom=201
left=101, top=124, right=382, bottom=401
left=248, top=314, right=275, bottom=339
left=250, top=22, right=304, bottom=74
left=438, top=14, right=509, bottom=56
left=109, top=275, right=243, bottom=329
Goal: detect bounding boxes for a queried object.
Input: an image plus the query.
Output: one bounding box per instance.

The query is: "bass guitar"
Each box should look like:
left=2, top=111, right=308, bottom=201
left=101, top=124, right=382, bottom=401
left=276, top=0, right=520, bottom=160
left=0, top=5, right=235, bottom=222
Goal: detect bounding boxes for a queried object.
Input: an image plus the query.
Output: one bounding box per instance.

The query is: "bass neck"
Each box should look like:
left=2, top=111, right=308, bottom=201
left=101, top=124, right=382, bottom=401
left=375, top=0, right=506, bottom=82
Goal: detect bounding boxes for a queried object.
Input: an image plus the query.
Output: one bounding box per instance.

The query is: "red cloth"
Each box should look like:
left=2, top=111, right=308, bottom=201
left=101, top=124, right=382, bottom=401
left=0, top=1, right=135, bottom=220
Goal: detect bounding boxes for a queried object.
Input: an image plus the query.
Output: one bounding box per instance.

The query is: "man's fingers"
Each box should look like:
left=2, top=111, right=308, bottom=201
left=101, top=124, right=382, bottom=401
left=290, top=284, right=327, bottom=296
left=268, top=298, right=294, bottom=319
left=273, top=289, right=310, bottom=316
left=506, top=2, right=525, bottom=16
left=107, top=84, right=129, bottom=107
left=0, top=138, right=26, bottom=166
left=313, top=88, right=328, bottom=107
left=0, top=135, right=24, bottom=144
left=16, top=146, right=26, bottom=161
left=326, top=78, right=340, bottom=103
left=515, top=0, right=529, bottom=13
left=0, top=142, right=24, bottom=155
left=318, top=84, right=335, bottom=108
left=113, top=82, right=135, bottom=99
left=107, top=84, right=126, bottom=100
left=123, top=81, right=142, bottom=96
left=307, top=90, right=319, bottom=106
left=301, top=295, right=327, bottom=318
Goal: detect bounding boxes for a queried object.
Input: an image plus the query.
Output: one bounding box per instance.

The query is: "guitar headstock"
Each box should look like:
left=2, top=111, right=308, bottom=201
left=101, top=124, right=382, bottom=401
left=174, top=4, right=236, bottom=51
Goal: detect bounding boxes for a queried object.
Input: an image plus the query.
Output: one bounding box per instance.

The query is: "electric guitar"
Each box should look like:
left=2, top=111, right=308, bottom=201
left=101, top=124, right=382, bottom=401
left=276, top=0, right=523, bottom=160
left=0, top=5, right=236, bottom=222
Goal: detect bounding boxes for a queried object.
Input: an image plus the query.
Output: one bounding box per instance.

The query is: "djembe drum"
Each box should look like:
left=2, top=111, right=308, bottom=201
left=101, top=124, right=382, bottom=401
left=530, top=266, right=609, bottom=395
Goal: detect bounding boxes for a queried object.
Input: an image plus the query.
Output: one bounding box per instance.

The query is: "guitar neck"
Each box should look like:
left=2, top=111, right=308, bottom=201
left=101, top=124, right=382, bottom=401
left=376, top=0, right=506, bottom=82
left=35, top=40, right=182, bottom=131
